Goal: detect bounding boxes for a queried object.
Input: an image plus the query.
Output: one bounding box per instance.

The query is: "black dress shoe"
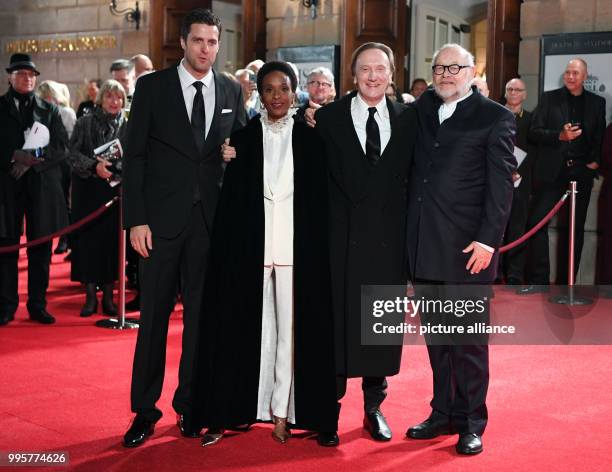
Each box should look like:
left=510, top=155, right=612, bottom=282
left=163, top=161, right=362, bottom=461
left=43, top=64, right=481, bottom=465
left=54, top=236, right=69, bottom=254
left=123, top=415, right=155, bottom=448
left=406, top=415, right=454, bottom=439
left=363, top=410, right=392, bottom=441
left=317, top=431, right=339, bottom=447
left=177, top=414, right=201, bottom=438
left=456, top=433, right=483, bottom=455
left=28, top=309, right=56, bottom=324
left=516, top=284, right=550, bottom=295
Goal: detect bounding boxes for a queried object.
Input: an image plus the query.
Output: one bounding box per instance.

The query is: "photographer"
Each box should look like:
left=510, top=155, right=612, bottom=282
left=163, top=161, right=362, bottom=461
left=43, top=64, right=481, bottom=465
left=68, top=79, right=127, bottom=317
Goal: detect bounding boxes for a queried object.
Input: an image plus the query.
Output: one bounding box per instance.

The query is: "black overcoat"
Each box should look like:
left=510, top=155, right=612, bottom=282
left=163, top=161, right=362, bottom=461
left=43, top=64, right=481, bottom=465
left=0, top=93, right=68, bottom=239
left=407, top=87, right=516, bottom=284
left=193, top=117, right=338, bottom=433
left=315, top=92, right=416, bottom=378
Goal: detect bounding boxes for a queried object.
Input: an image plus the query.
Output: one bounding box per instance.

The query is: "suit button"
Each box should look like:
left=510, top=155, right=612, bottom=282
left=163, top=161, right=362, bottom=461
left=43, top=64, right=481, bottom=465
left=417, top=197, right=422, bottom=202
left=433, top=142, right=440, bottom=148
left=423, top=178, right=428, bottom=183
left=349, top=240, right=357, bottom=246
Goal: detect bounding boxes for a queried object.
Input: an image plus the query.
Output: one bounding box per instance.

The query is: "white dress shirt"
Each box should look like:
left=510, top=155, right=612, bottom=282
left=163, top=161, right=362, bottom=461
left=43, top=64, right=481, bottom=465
left=437, top=88, right=493, bottom=254
left=177, top=59, right=215, bottom=139
left=351, top=94, right=391, bottom=154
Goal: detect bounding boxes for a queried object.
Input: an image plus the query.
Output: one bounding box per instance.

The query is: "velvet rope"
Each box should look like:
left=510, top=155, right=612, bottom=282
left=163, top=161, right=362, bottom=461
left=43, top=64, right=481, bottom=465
left=0, top=197, right=119, bottom=254
left=498, top=192, right=569, bottom=253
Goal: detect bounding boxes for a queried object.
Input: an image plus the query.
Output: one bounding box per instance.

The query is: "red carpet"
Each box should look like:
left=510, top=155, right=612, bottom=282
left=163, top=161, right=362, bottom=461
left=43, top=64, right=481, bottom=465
left=1, top=243, right=611, bottom=471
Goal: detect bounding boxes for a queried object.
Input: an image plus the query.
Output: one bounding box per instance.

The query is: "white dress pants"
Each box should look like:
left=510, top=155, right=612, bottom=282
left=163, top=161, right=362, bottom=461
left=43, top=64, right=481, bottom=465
left=256, top=265, right=295, bottom=422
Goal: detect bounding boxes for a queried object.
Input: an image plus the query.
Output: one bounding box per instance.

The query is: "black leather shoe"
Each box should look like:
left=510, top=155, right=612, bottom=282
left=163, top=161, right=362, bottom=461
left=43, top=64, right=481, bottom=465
left=123, top=415, right=155, bottom=448
left=363, top=410, right=392, bottom=441
left=456, top=433, right=483, bottom=455
left=0, top=313, right=14, bottom=326
left=317, top=431, right=339, bottom=447
left=28, top=309, right=56, bottom=324
left=177, top=414, right=201, bottom=438
left=54, top=236, right=69, bottom=254
left=516, top=284, right=549, bottom=295
left=406, top=415, right=454, bottom=439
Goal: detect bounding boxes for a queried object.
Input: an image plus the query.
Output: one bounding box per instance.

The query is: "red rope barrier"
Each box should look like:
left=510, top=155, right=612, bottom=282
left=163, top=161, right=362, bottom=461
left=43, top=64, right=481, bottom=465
left=498, top=192, right=569, bottom=253
left=0, top=197, right=119, bottom=254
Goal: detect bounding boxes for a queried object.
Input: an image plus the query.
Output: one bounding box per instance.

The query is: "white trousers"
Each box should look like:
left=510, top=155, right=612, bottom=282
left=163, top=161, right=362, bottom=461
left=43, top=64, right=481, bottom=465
left=256, top=265, right=295, bottom=423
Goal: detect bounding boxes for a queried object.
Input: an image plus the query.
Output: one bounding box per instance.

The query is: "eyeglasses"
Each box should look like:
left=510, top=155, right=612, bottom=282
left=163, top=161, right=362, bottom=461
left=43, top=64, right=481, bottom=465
left=431, top=64, right=471, bottom=75
left=505, top=87, right=525, bottom=93
left=307, top=80, right=332, bottom=88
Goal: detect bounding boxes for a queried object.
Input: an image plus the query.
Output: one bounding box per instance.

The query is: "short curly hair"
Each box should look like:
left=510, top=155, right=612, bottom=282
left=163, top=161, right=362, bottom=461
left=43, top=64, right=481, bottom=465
left=256, top=61, right=297, bottom=95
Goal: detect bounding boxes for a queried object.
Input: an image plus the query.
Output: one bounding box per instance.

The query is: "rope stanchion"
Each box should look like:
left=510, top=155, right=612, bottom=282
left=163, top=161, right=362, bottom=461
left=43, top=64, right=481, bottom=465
left=550, top=181, right=592, bottom=306
left=96, top=186, right=139, bottom=330
left=499, top=191, right=569, bottom=254
left=0, top=197, right=119, bottom=253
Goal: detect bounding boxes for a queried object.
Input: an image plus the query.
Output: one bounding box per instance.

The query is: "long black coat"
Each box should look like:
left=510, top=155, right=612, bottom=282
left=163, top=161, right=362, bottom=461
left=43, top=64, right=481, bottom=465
left=0, top=93, right=68, bottom=239
left=193, top=117, right=338, bottom=433
left=530, top=87, right=606, bottom=184
left=407, top=87, right=516, bottom=283
left=315, top=92, right=416, bottom=378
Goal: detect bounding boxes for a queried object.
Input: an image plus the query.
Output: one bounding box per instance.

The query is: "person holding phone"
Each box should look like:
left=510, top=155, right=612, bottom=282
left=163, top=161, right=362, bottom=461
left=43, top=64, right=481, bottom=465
left=518, top=58, right=606, bottom=293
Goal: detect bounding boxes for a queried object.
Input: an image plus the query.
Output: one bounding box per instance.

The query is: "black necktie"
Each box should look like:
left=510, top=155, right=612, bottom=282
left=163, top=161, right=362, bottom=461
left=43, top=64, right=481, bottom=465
left=365, top=106, right=381, bottom=166
left=191, top=81, right=206, bottom=154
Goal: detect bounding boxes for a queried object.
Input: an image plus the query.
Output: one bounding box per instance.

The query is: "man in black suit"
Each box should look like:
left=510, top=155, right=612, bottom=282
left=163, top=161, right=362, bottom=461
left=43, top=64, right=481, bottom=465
left=406, top=44, right=515, bottom=455
left=502, top=78, right=536, bottom=285
left=519, top=58, right=606, bottom=292
left=313, top=43, right=417, bottom=446
left=0, top=54, right=68, bottom=326
left=122, top=9, right=246, bottom=447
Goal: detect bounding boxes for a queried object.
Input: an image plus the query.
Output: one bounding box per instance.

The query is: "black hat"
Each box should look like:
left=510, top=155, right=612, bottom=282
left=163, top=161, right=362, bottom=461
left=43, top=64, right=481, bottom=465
left=6, top=53, right=40, bottom=75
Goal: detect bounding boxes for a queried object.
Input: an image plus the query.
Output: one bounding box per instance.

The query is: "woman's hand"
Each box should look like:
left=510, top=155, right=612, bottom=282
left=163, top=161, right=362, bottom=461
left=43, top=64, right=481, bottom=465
left=96, top=157, right=113, bottom=180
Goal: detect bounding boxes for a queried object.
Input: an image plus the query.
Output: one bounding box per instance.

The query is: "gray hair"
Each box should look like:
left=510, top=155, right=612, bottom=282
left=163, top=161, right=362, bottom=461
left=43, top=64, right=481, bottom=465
left=432, top=43, right=475, bottom=67
left=307, top=66, right=334, bottom=86
left=235, top=68, right=255, bottom=80
left=96, top=79, right=128, bottom=106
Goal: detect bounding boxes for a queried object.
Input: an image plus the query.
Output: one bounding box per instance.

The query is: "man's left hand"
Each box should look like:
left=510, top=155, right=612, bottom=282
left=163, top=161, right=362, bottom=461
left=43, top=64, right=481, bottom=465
left=463, top=242, right=493, bottom=275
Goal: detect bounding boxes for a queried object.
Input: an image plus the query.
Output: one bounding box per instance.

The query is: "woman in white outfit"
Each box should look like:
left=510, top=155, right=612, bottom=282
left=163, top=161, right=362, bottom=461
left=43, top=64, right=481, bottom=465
left=193, top=61, right=337, bottom=447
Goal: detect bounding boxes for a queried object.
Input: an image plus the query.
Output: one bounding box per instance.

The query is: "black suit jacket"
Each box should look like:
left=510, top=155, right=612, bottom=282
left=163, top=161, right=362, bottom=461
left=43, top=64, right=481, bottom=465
left=316, top=92, right=416, bottom=377
left=0, top=93, right=68, bottom=239
left=529, top=87, right=606, bottom=183
left=122, top=66, right=247, bottom=238
left=407, top=87, right=516, bottom=283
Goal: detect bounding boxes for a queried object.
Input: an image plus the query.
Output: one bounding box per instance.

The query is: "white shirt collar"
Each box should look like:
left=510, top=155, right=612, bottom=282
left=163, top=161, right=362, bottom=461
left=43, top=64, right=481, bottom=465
left=438, top=88, right=473, bottom=124
left=178, top=59, right=214, bottom=91
left=354, top=93, right=388, bottom=119
left=441, top=88, right=473, bottom=109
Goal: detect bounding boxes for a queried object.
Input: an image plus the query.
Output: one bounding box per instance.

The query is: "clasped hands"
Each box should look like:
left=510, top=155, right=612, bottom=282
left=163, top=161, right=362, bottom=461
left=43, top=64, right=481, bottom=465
left=9, top=149, right=42, bottom=179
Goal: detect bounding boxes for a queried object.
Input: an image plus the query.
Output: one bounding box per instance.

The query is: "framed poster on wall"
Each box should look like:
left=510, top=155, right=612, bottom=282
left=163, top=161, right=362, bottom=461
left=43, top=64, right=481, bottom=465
left=275, top=45, right=341, bottom=92
left=540, top=32, right=612, bottom=123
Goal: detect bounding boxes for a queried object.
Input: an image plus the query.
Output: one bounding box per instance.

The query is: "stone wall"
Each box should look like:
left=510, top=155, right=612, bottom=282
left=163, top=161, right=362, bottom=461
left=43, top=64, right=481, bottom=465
left=0, top=0, right=149, bottom=108
left=519, top=0, right=612, bottom=283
